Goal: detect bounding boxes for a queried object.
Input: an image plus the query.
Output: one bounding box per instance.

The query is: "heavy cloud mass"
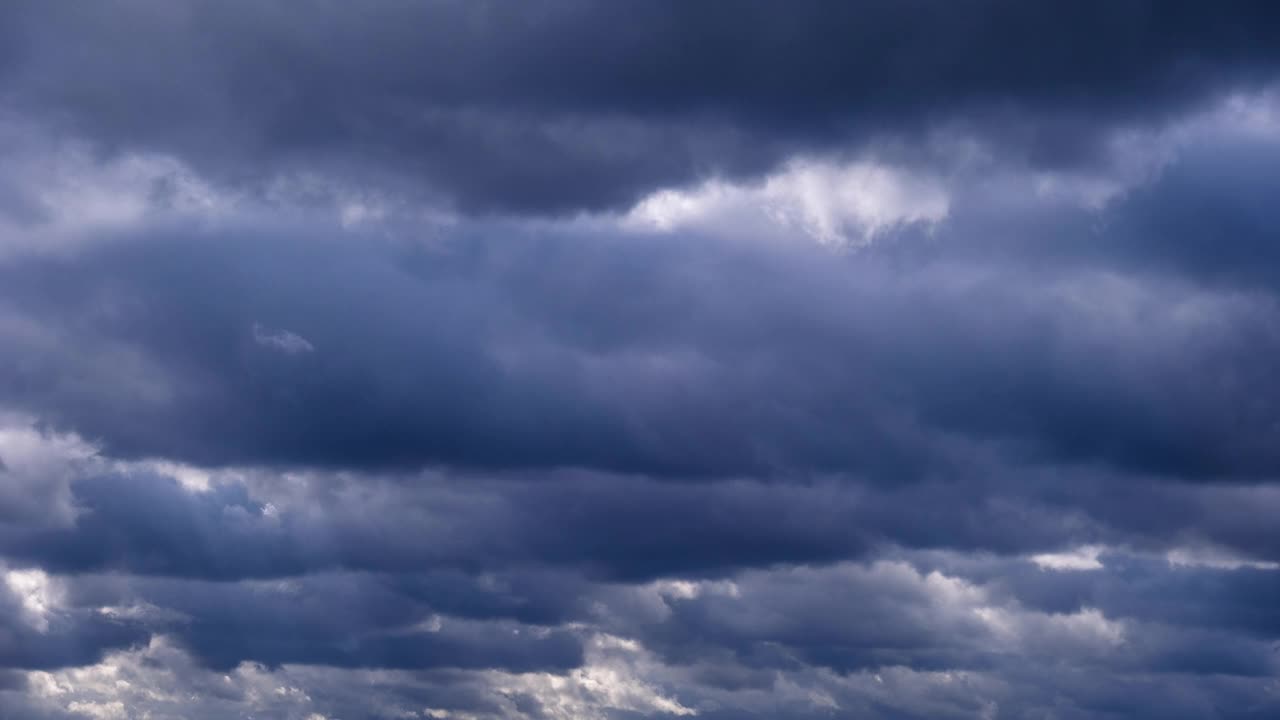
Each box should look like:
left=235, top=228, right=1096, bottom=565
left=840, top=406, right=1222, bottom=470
left=2, top=3, right=1280, bottom=719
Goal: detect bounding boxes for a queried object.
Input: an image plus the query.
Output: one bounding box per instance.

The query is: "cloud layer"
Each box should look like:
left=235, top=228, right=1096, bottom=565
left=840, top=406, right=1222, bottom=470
left=2, top=3, right=1280, bottom=719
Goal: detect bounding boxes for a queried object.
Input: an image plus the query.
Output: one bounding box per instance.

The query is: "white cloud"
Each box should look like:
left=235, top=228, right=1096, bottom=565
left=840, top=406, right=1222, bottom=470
left=0, top=412, right=98, bottom=528
left=494, top=634, right=696, bottom=720
left=67, top=701, right=129, bottom=720
left=1030, top=545, right=1105, bottom=571
left=1166, top=546, right=1280, bottom=571
left=4, top=567, right=64, bottom=632
left=0, top=119, right=230, bottom=260
left=624, top=158, right=949, bottom=246
left=253, top=323, right=316, bottom=354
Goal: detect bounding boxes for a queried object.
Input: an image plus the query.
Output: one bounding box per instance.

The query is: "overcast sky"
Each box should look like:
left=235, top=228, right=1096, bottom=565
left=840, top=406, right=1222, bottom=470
left=3, top=2, right=1280, bottom=719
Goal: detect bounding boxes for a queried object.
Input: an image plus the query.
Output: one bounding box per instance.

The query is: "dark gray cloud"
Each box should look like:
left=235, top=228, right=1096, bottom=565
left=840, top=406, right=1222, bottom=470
left=110, top=575, right=583, bottom=674
left=5, top=160, right=1280, bottom=715
left=4, top=4, right=1280, bottom=719
left=3, top=1, right=1280, bottom=214
left=3, top=193, right=1280, bottom=481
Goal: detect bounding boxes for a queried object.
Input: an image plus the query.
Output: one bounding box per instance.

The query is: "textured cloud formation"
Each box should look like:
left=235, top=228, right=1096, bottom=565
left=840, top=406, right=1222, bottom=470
left=5, top=1, right=1280, bottom=214
left=3, top=4, right=1280, bottom=720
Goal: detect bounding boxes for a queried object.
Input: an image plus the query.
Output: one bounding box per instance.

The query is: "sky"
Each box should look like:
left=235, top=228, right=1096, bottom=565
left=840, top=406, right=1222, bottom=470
left=2, top=2, right=1280, bottom=719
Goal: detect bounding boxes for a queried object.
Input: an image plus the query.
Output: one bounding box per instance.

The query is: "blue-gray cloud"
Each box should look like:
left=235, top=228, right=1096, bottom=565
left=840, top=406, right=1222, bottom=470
left=2, top=4, right=1280, bottom=719
left=4, top=1, right=1280, bottom=214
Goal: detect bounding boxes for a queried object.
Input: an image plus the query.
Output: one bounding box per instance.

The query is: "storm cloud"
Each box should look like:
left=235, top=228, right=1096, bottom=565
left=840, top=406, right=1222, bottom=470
left=4, top=0, right=1280, bottom=214
left=2, top=3, right=1280, bottom=719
